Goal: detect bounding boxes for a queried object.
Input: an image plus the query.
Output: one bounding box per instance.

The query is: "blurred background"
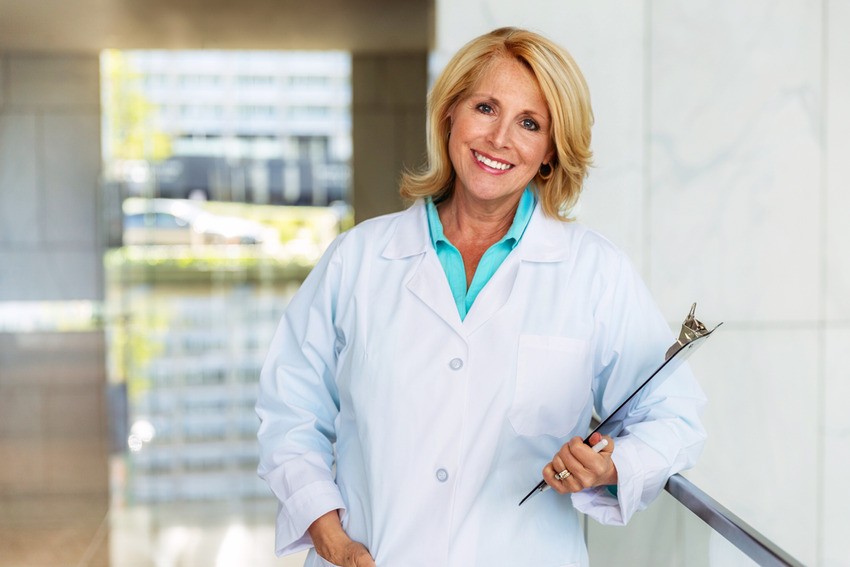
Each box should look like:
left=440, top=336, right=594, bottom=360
left=0, top=1, right=847, bottom=566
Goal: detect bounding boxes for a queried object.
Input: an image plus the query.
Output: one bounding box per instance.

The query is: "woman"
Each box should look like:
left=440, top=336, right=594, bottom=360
left=257, top=27, right=706, bottom=567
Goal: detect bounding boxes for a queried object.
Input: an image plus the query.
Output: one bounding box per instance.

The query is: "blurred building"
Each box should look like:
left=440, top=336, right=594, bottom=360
left=107, top=51, right=351, bottom=206
left=114, top=284, right=296, bottom=504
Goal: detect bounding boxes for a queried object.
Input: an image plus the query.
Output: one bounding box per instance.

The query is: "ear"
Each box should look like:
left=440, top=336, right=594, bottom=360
left=445, top=93, right=464, bottom=121
left=543, top=131, right=556, bottom=165
left=444, top=104, right=457, bottom=131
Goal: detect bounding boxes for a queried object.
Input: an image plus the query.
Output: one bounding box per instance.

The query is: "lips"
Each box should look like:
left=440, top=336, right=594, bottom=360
left=473, top=151, right=513, bottom=171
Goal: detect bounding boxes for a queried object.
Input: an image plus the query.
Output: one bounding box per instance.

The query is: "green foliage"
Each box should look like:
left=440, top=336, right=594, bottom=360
left=103, top=245, right=317, bottom=284
left=102, top=50, right=172, bottom=161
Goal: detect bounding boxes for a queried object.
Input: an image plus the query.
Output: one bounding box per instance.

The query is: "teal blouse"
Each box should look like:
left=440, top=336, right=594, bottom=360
left=425, top=187, right=536, bottom=320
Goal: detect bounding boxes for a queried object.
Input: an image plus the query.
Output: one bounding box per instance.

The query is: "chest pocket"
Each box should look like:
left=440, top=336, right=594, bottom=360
left=509, top=335, right=592, bottom=437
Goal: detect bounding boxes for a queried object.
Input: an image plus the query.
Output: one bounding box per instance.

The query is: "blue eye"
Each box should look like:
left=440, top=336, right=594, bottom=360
left=476, top=103, right=493, bottom=114
left=521, top=118, right=540, bottom=131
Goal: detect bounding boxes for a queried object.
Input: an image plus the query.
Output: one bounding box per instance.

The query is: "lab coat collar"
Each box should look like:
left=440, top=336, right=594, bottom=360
left=381, top=201, right=430, bottom=260
left=380, top=199, right=571, bottom=263
left=381, top=202, right=464, bottom=333
left=513, top=203, right=573, bottom=263
left=461, top=204, right=572, bottom=333
left=380, top=199, right=572, bottom=337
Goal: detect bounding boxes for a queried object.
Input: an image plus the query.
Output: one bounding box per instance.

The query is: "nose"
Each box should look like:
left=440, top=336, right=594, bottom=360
left=486, top=117, right=511, bottom=148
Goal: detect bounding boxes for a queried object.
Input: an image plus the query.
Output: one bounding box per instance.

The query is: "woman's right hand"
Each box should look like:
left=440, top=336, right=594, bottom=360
left=331, top=540, right=375, bottom=567
left=308, top=510, right=376, bottom=567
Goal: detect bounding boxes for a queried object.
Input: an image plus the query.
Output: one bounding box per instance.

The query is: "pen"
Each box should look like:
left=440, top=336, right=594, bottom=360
left=518, top=438, right=609, bottom=506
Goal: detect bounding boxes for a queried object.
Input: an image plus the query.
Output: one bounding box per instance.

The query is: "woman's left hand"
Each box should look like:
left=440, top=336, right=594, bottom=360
left=543, top=432, right=618, bottom=494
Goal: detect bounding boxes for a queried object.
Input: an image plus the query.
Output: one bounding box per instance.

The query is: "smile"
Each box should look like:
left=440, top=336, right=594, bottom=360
left=473, top=151, right=513, bottom=171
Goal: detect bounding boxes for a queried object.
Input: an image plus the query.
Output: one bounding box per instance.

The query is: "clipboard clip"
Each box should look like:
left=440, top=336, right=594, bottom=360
left=665, top=302, right=719, bottom=360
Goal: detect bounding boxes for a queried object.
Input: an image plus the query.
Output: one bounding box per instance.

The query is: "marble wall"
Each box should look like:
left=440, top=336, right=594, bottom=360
left=435, top=1, right=847, bottom=565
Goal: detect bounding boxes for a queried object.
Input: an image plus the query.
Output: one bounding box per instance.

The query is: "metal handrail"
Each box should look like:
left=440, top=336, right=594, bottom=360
left=665, top=474, right=805, bottom=567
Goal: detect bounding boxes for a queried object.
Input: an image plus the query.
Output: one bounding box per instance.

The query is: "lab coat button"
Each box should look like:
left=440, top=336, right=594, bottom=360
left=449, top=358, right=463, bottom=370
left=436, top=468, right=449, bottom=482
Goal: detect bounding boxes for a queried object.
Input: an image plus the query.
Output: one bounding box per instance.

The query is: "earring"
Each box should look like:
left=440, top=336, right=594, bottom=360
left=539, top=163, right=553, bottom=180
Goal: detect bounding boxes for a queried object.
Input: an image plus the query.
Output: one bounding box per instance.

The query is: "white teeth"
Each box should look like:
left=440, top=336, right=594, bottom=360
left=474, top=151, right=512, bottom=171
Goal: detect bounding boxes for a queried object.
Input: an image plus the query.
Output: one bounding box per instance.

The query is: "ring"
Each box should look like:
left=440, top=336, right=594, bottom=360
left=555, top=469, right=571, bottom=481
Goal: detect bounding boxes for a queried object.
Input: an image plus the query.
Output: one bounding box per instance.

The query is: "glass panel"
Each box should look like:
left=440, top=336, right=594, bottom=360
left=97, top=48, right=352, bottom=566
left=585, top=490, right=760, bottom=567
left=100, top=50, right=351, bottom=209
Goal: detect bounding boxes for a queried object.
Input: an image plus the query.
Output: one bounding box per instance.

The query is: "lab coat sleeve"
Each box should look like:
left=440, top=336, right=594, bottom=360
left=256, top=235, right=349, bottom=556
left=571, top=250, right=707, bottom=525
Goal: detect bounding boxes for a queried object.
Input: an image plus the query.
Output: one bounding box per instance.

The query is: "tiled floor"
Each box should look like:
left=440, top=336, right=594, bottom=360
left=0, top=494, right=110, bottom=567
left=0, top=491, right=309, bottom=567
left=0, top=330, right=305, bottom=567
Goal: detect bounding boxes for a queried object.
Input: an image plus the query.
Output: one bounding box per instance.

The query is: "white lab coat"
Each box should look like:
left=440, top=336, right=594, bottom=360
left=256, top=200, right=706, bottom=567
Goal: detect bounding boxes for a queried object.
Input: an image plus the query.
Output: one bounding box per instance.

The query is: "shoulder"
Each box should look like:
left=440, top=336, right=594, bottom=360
left=525, top=208, right=629, bottom=269
left=346, top=204, right=418, bottom=239
left=557, top=219, right=621, bottom=254
left=570, top=223, right=629, bottom=266
left=333, top=202, right=427, bottom=259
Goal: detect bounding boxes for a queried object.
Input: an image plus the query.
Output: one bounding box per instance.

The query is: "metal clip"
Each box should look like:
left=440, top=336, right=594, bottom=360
left=665, top=303, right=712, bottom=360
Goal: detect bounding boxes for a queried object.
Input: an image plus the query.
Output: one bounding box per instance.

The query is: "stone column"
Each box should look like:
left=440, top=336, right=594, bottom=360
left=0, top=52, right=103, bottom=301
left=0, top=52, right=109, bottom=564
left=351, top=52, right=427, bottom=223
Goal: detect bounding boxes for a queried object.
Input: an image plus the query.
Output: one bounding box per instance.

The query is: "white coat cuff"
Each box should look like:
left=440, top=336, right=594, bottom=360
left=264, top=461, right=346, bottom=557
left=277, top=480, right=345, bottom=556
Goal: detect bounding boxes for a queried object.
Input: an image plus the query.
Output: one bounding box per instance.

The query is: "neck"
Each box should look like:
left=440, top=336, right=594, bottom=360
left=438, top=191, right=521, bottom=245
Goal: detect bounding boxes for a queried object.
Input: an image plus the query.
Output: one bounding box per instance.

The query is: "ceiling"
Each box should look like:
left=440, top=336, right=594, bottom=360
left=0, top=0, right=433, bottom=53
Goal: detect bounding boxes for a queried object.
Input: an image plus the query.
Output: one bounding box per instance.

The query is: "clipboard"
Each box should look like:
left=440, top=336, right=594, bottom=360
left=518, top=303, right=721, bottom=506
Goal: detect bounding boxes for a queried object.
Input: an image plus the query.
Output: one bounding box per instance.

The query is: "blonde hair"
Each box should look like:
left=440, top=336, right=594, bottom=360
left=399, top=27, right=594, bottom=220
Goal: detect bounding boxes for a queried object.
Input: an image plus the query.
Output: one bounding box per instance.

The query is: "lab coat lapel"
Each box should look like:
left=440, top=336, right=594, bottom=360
left=407, top=253, right=464, bottom=333
left=461, top=255, right=519, bottom=335
left=382, top=202, right=464, bottom=334
left=462, top=204, right=570, bottom=335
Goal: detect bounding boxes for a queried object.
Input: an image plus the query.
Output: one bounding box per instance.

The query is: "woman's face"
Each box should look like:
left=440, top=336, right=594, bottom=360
left=447, top=56, right=554, bottom=209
